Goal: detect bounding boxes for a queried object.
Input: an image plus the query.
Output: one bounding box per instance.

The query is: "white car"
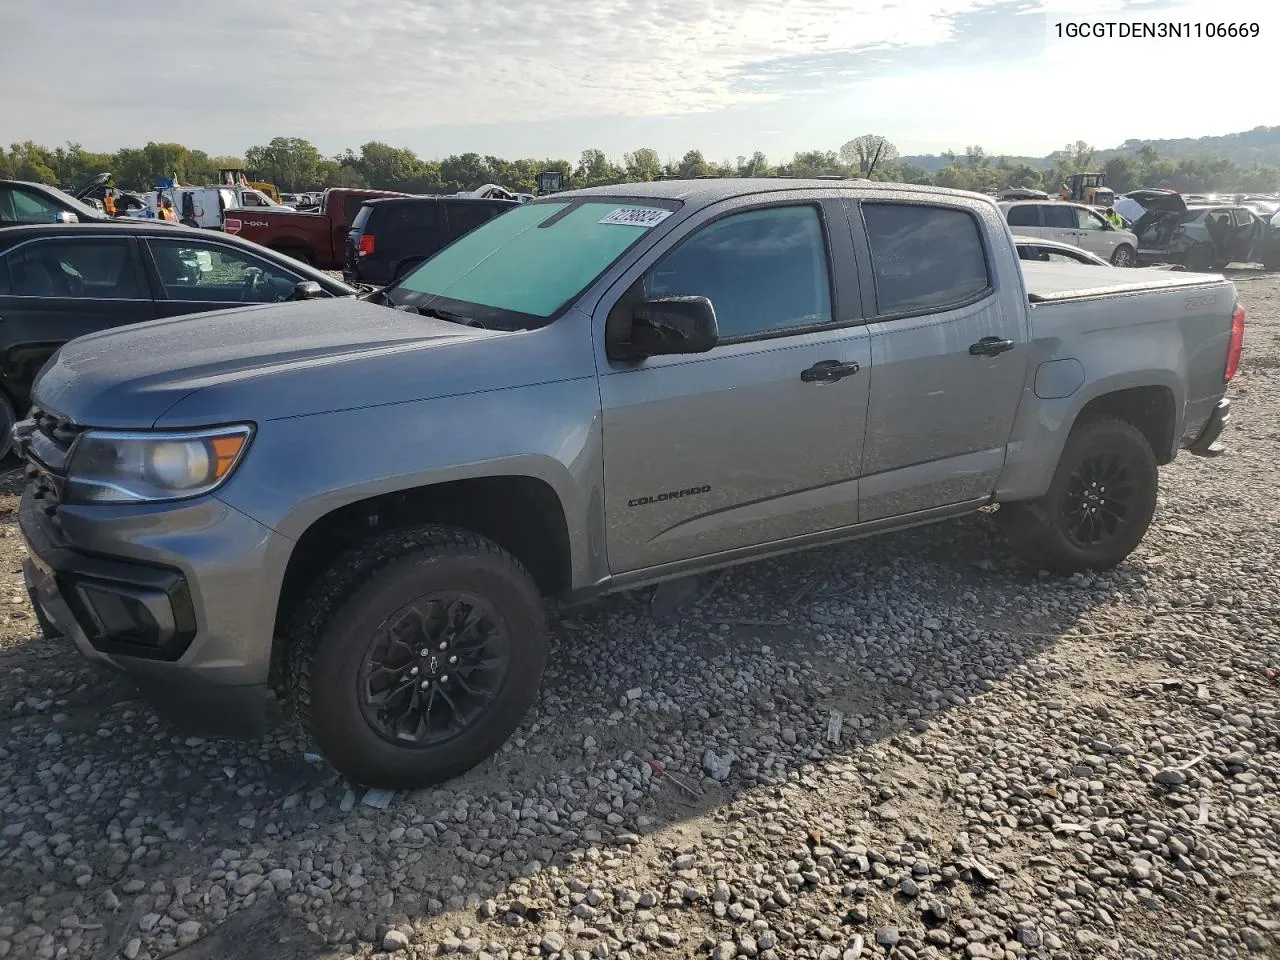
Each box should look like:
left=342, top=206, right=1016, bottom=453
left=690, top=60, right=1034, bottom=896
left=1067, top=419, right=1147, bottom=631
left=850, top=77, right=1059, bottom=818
left=1013, top=236, right=1110, bottom=266
left=999, top=200, right=1140, bottom=267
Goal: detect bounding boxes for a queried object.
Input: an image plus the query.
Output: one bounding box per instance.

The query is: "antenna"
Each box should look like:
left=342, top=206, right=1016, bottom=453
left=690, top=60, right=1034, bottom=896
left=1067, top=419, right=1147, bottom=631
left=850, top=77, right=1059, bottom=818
left=866, top=139, right=885, bottom=179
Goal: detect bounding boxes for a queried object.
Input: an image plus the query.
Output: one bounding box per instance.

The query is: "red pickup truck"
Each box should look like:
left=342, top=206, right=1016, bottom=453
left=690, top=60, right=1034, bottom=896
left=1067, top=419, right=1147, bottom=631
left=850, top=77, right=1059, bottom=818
left=224, top=188, right=408, bottom=268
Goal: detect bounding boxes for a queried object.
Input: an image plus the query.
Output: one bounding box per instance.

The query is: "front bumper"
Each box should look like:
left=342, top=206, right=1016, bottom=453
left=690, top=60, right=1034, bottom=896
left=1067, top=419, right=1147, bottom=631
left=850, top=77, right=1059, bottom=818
left=1186, top=397, right=1230, bottom=457
left=18, top=487, right=292, bottom=737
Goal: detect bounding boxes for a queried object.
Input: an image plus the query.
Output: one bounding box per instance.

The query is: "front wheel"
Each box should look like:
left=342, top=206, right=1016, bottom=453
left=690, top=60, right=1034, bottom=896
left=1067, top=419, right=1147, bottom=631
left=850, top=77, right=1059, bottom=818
left=1110, top=244, right=1136, bottom=268
left=0, top=392, right=14, bottom=461
left=284, top=526, right=549, bottom=789
left=998, top=417, right=1158, bottom=575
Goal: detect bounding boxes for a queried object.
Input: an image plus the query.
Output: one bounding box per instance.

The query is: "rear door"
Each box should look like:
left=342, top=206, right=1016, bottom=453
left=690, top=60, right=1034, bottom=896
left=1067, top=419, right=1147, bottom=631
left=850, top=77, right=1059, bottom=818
left=848, top=198, right=1030, bottom=521
left=141, top=236, right=308, bottom=316
left=0, top=235, right=153, bottom=401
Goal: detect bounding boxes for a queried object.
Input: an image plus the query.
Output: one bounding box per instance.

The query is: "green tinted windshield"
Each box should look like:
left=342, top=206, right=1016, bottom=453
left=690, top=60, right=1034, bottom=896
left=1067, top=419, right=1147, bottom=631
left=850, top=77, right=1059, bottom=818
left=395, top=200, right=674, bottom=319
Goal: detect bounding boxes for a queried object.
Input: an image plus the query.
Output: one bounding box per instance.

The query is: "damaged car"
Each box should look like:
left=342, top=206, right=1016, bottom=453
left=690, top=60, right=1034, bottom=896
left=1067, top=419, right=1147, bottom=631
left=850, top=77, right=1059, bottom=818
left=1128, top=189, right=1269, bottom=270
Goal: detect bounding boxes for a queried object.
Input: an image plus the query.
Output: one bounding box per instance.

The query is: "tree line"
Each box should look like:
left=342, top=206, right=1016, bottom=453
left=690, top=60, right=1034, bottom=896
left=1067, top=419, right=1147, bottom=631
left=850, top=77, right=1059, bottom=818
left=4, top=134, right=1279, bottom=198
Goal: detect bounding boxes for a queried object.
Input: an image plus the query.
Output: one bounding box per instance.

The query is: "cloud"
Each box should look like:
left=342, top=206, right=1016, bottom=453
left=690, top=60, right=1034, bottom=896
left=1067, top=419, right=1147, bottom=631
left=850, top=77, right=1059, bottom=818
left=7, top=0, right=1014, bottom=144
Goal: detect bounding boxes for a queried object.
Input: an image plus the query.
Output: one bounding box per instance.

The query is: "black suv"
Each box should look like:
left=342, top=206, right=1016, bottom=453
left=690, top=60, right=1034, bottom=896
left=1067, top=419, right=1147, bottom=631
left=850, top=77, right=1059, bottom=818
left=345, top=196, right=517, bottom=285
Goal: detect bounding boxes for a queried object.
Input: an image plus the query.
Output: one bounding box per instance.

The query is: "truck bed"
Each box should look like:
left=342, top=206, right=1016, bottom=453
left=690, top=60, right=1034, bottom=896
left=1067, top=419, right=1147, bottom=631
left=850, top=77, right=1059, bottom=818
left=1020, top=261, right=1224, bottom=302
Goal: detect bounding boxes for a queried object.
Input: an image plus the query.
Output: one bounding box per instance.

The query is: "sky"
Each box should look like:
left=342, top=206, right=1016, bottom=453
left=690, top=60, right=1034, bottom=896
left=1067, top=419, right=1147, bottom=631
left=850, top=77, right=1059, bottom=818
left=4, top=0, right=1275, bottom=163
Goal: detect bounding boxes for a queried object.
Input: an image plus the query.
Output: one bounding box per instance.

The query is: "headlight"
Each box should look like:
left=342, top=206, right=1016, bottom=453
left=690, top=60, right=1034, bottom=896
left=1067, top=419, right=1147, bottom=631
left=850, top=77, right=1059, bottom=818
left=64, top=425, right=254, bottom=504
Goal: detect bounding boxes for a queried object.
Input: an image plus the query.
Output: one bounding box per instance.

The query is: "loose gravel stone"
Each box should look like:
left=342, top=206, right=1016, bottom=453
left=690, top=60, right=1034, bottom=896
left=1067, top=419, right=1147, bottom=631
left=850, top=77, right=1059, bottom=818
left=1, top=277, right=1279, bottom=960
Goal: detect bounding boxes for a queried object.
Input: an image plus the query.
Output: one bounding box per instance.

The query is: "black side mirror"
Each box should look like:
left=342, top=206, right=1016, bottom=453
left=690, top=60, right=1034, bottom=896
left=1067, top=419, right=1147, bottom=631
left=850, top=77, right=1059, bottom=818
left=625, top=296, right=719, bottom=357
left=288, top=280, right=324, bottom=301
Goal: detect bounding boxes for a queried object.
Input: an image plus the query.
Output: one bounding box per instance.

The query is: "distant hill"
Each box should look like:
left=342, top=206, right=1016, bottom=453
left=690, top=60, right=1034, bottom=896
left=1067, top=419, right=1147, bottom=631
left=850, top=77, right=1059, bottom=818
left=903, top=125, right=1280, bottom=170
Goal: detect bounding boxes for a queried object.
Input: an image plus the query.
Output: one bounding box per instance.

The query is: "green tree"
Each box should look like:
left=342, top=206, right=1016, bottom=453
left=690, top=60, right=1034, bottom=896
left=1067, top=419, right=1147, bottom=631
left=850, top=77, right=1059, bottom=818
left=735, top=151, right=772, bottom=178
left=243, top=137, right=322, bottom=190
left=356, top=141, right=427, bottom=190
left=839, top=135, right=899, bottom=176
left=788, top=150, right=843, bottom=177
left=439, top=152, right=491, bottom=191
left=1102, top=155, right=1138, bottom=193
left=575, top=148, right=622, bottom=186
left=676, top=150, right=709, bottom=178
left=623, top=148, right=663, bottom=182
left=7, top=141, right=58, bottom=183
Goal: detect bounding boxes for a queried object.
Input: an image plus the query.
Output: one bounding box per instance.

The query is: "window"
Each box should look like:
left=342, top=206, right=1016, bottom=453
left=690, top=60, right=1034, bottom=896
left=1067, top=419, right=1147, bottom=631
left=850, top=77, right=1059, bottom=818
left=0, top=238, right=140, bottom=298
left=384, top=202, right=443, bottom=240
left=396, top=200, right=674, bottom=324
left=1005, top=205, right=1039, bottom=227
left=641, top=205, right=832, bottom=339
left=448, top=202, right=506, bottom=238
left=1042, top=205, right=1076, bottom=229
left=862, top=203, right=990, bottom=314
left=148, top=239, right=300, bottom=303
left=1075, top=207, right=1107, bottom=230
left=239, top=192, right=270, bottom=207
left=0, top=188, right=66, bottom=225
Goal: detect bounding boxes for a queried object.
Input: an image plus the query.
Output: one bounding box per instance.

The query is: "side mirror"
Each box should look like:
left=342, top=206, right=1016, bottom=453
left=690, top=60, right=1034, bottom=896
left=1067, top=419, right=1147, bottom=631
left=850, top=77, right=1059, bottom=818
left=288, top=280, right=324, bottom=301
left=625, top=296, right=719, bottom=357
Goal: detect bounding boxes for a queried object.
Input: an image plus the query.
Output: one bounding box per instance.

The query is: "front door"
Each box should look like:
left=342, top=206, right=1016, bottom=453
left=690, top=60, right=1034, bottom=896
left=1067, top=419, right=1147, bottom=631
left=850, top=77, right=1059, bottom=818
left=0, top=235, right=153, bottom=403
left=598, top=198, right=871, bottom=574
left=1072, top=205, right=1118, bottom=259
left=1042, top=203, right=1084, bottom=247
left=849, top=199, right=1030, bottom=522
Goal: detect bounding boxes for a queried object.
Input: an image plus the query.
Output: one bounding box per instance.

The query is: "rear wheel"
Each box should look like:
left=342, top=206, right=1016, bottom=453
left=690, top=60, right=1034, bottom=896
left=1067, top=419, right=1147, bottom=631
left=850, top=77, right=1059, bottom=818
left=284, top=525, right=549, bottom=789
left=998, top=417, right=1158, bottom=575
left=275, top=247, right=313, bottom=267
left=1110, top=244, right=1136, bottom=267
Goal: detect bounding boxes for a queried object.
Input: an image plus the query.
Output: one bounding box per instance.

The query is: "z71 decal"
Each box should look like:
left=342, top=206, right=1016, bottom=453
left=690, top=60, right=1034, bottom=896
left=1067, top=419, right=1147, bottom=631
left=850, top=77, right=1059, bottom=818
left=628, top=485, right=711, bottom=507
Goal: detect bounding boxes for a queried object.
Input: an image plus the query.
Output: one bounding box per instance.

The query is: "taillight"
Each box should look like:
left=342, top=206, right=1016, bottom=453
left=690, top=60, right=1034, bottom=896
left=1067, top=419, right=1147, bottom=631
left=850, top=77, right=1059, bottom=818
left=357, top=234, right=375, bottom=257
left=1225, top=303, right=1245, bottom=381
left=223, top=218, right=241, bottom=235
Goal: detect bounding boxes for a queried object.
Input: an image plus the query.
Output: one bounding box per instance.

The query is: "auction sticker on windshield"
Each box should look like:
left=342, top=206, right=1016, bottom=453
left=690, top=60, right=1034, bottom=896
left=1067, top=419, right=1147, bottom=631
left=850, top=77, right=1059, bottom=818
left=598, top=207, right=672, bottom=227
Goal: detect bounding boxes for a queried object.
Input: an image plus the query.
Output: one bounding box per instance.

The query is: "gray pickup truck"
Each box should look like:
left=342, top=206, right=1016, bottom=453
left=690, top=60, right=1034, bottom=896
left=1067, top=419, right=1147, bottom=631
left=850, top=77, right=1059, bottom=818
left=14, top=180, right=1243, bottom=789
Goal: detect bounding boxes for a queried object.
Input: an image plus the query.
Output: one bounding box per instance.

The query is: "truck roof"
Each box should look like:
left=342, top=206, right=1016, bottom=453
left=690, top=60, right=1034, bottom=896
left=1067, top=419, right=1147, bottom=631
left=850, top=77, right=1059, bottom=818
left=556, top=178, right=996, bottom=208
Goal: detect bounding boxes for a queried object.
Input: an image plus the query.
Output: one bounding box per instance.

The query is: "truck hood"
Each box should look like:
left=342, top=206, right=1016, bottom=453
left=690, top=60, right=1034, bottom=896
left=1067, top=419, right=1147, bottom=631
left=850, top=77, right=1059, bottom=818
left=32, top=298, right=504, bottom=428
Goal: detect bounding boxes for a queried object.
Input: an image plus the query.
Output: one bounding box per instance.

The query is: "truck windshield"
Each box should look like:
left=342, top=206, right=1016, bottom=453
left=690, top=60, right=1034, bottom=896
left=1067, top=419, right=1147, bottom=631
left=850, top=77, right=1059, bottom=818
left=388, top=199, right=678, bottom=330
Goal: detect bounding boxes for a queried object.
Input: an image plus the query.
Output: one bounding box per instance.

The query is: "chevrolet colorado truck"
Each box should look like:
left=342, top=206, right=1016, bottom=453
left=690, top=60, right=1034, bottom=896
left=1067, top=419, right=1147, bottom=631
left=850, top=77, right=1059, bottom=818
left=224, top=187, right=409, bottom=268
left=14, top=180, right=1243, bottom=789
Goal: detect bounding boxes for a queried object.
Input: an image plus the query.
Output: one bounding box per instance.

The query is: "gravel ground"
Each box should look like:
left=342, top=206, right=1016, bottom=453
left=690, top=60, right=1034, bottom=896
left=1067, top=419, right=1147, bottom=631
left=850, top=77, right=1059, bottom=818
left=1, top=273, right=1279, bottom=960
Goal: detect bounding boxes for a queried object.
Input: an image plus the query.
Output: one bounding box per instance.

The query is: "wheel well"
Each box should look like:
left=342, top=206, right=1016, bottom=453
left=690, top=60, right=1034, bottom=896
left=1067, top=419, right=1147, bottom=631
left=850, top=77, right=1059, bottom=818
left=1076, top=386, right=1176, bottom=464
left=270, top=476, right=572, bottom=682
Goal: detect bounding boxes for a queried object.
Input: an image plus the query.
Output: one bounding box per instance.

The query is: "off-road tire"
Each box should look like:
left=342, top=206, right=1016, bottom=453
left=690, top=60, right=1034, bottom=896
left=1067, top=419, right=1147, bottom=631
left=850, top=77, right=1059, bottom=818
left=283, top=525, right=548, bottom=789
left=274, top=246, right=313, bottom=267
left=1110, top=244, right=1136, bottom=268
left=997, top=417, right=1158, bottom=575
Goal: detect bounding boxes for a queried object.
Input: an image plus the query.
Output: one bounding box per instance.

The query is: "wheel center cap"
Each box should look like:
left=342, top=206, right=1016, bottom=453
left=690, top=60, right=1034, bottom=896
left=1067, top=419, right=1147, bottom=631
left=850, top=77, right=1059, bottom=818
left=425, top=654, right=440, bottom=675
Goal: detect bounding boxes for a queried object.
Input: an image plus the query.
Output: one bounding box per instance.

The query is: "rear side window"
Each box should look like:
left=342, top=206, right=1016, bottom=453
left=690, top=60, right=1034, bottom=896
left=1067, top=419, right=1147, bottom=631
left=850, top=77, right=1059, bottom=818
left=383, top=202, right=444, bottom=240
left=349, top=204, right=374, bottom=235
left=1, top=238, right=141, bottom=298
left=448, top=202, right=508, bottom=237
left=861, top=203, right=990, bottom=315
left=1005, top=205, right=1039, bottom=227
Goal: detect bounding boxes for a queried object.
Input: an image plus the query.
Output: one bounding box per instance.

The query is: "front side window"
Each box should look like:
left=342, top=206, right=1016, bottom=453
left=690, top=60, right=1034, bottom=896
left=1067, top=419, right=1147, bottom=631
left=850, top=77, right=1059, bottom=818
left=0, top=238, right=140, bottom=298
left=642, top=205, right=833, bottom=339
left=861, top=202, right=990, bottom=314
left=148, top=239, right=300, bottom=302
left=393, top=199, right=677, bottom=328
left=2, top=188, right=65, bottom=224
left=1075, top=207, right=1108, bottom=230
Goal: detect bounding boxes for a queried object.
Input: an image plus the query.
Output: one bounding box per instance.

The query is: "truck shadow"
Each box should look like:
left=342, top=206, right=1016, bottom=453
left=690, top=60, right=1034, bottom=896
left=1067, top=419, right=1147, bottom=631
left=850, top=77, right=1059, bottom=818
left=0, top=495, right=1142, bottom=957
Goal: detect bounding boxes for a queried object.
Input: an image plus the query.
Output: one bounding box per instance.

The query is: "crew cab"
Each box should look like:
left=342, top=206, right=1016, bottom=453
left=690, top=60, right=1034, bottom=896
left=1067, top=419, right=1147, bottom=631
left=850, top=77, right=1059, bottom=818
left=224, top=187, right=409, bottom=268
left=16, top=180, right=1242, bottom=790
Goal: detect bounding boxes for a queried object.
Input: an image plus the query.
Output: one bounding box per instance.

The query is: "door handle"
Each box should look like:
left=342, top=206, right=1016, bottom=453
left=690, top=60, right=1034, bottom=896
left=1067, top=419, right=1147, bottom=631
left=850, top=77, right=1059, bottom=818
left=969, top=337, right=1015, bottom=357
left=801, top=359, right=860, bottom=383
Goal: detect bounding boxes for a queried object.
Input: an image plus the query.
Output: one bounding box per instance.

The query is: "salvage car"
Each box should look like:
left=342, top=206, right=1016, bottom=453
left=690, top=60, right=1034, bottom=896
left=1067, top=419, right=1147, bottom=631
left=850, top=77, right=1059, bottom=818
left=1, top=179, right=110, bottom=226
left=0, top=221, right=354, bottom=454
left=15, top=180, right=1242, bottom=788
left=344, top=195, right=518, bottom=285
left=1128, top=189, right=1268, bottom=270
left=999, top=200, right=1139, bottom=266
left=1013, top=235, right=1110, bottom=265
